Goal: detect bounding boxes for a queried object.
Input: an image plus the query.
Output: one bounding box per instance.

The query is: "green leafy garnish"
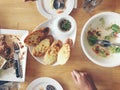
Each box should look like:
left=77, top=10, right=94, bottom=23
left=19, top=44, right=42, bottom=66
left=109, top=46, right=120, bottom=53
left=111, top=24, right=120, bottom=32
left=59, top=19, right=71, bottom=31
left=115, top=47, right=120, bottom=53
left=87, top=36, right=98, bottom=46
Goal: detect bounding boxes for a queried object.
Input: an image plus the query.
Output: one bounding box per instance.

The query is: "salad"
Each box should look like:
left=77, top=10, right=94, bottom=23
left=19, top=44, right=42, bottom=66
left=87, top=18, right=120, bottom=57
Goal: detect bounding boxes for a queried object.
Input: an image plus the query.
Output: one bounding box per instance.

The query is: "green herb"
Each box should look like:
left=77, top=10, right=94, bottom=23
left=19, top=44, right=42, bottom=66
left=115, top=47, right=120, bottom=53
left=59, top=19, right=71, bottom=31
left=87, top=35, right=98, bottom=46
left=109, top=46, right=120, bottom=53
left=109, top=46, right=116, bottom=53
left=111, top=24, right=120, bottom=32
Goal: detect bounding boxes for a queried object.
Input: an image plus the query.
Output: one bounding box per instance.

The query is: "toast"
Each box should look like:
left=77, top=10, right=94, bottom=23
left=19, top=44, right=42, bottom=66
left=57, top=39, right=73, bottom=65
left=44, top=40, right=62, bottom=65
left=57, top=44, right=70, bottom=65
left=24, top=27, right=50, bottom=46
left=32, top=35, right=54, bottom=57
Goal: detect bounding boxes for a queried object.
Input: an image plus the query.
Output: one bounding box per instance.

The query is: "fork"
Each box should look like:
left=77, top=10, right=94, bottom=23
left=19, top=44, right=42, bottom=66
left=13, top=42, right=23, bottom=78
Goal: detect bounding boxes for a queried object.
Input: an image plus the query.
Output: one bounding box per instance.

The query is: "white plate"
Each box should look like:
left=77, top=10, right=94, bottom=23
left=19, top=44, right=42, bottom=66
left=81, top=12, right=120, bottom=67
left=36, top=0, right=74, bottom=19
left=27, top=77, right=63, bottom=90
left=0, top=29, right=28, bottom=82
left=29, top=15, right=77, bottom=66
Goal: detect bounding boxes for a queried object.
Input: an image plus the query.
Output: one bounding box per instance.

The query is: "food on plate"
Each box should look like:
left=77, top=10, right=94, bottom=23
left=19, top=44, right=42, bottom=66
left=57, top=39, right=73, bottom=65
left=87, top=18, right=120, bottom=57
left=32, top=35, right=54, bottom=57
left=0, top=34, right=11, bottom=58
left=24, top=27, right=50, bottom=46
left=44, top=40, right=62, bottom=65
left=59, top=19, right=71, bottom=32
left=65, top=38, right=73, bottom=48
left=0, top=34, right=24, bottom=69
left=26, top=26, right=74, bottom=65
left=0, top=56, right=7, bottom=69
left=0, top=34, right=20, bottom=59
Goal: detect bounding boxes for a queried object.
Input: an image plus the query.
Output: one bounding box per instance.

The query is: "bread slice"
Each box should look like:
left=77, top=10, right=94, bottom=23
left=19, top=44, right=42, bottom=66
left=32, top=35, right=54, bottom=57
left=57, top=39, right=73, bottom=65
left=57, top=44, right=70, bottom=65
left=24, top=27, right=50, bottom=46
left=44, top=40, right=62, bottom=65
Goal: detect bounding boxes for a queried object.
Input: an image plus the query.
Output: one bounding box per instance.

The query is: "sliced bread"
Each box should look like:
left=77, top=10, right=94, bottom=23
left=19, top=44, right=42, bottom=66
left=32, top=35, right=54, bottom=57
left=44, top=40, right=62, bottom=65
left=57, top=39, right=73, bottom=65
left=24, top=27, right=50, bottom=46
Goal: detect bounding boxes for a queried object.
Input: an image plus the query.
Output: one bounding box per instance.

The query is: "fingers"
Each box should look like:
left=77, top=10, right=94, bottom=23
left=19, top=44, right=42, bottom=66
left=71, top=70, right=87, bottom=83
left=71, top=70, right=97, bottom=90
left=71, top=70, right=82, bottom=83
left=71, top=71, right=77, bottom=84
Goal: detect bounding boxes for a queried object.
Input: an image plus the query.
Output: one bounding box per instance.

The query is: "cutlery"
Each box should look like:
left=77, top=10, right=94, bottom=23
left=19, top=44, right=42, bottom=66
left=46, top=85, right=56, bottom=90
left=13, top=42, right=23, bottom=78
left=53, top=0, right=65, bottom=9
left=0, top=81, right=9, bottom=85
left=97, top=40, right=120, bottom=47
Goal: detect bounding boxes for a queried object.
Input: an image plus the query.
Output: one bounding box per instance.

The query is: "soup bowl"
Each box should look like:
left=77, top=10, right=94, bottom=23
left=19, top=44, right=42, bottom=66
left=81, top=12, right=120, bottom=67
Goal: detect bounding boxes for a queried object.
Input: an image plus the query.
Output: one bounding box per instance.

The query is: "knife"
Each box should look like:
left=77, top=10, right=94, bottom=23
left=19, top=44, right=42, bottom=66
left=13, top=42, right=23, bottom=78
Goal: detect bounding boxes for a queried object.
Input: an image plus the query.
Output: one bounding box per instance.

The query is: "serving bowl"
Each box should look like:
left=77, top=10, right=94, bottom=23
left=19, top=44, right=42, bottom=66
left=36, top=0, right=75, bottom=19
left=81, top=12, right=120, bottom=67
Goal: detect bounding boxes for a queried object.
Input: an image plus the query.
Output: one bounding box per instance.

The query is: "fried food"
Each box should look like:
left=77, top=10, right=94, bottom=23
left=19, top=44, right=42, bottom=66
left=44, top=40, right=62, bottom=65
left=32, top=35, right=54, bottom=57
left=57, top=39, right=73, bottom=65
left=24, top=27, right=50, bottom=46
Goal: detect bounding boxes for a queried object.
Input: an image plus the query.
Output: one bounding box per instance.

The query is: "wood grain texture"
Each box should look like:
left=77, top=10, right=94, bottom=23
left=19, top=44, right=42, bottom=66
left=0, top=0, right=120, bottom=90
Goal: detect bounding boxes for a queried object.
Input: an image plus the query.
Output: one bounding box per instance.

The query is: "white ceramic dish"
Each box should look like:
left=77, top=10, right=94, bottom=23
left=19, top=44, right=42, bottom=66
left=36, top=0, right=74, bottom=19
left=81, top=12, right=120, bottom=67
left=29, top=15, right=77, bottom=66
left=27, top=77, right=63, bottom=90
left=0, top=29, right=28, bottom=82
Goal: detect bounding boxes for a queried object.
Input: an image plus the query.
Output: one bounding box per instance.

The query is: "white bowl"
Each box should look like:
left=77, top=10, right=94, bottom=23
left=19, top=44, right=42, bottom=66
left=36, top=0, right=75, bottom=19
left=81, top=12, right=120, bottom=67
left=53, top=14, right=76, bottom=38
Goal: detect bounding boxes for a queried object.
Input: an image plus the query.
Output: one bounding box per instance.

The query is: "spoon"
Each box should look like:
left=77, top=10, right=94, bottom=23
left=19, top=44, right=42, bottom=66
left=97, top=40, right=120, bottom=47
left=46, top=85, right=56, bottom=90
left=53, top=0, right=65, bottom=9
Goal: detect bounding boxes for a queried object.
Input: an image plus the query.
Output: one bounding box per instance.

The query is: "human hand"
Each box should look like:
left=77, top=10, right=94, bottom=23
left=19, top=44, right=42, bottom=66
left=71, top=70, right=97, bottom=90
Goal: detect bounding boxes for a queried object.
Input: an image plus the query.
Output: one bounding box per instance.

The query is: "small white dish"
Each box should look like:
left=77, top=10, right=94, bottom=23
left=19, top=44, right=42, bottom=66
left=27, top=77, right=63, bottom=90
left=81, top=12, right=120, bottom=67
left=0, top=29, right=28, bottom=82
left=29, top=15, right=77, bottom=66
left=53, top=14, right=76, bottom=38
left=36, top=0, right=75, bottom=19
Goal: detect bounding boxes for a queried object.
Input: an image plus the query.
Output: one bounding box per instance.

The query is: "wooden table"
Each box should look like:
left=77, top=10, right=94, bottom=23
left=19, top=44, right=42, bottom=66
left=0, top=0, right=120, bottom=90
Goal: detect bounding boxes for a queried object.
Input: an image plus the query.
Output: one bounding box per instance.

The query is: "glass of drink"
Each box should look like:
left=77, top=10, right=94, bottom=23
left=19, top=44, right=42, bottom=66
left=82, top=0, right=103, bottom=12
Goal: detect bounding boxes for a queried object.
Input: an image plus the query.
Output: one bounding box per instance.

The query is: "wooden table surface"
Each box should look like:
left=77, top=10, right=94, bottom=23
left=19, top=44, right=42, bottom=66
left=0, top=0, right=120, bottom=90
